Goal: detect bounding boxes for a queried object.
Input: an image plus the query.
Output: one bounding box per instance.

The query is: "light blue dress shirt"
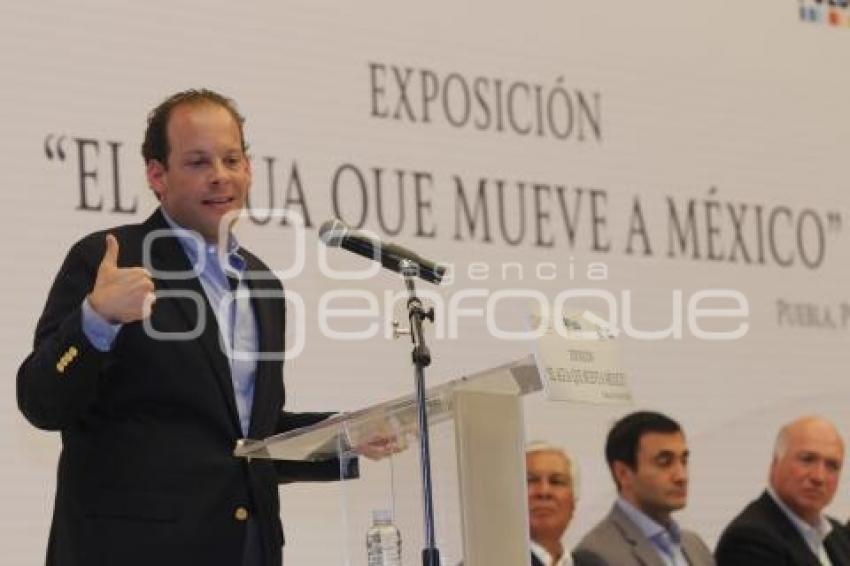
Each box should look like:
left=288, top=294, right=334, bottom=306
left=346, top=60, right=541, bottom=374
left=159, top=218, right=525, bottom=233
left=616, top=497, right=689, bottom=566
left=82, top=211, right=259, bottom=436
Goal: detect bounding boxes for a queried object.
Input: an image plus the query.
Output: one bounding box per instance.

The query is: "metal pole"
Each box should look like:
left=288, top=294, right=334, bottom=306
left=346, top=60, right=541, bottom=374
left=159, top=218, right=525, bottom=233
left=400, top=261, right=440, bottom=566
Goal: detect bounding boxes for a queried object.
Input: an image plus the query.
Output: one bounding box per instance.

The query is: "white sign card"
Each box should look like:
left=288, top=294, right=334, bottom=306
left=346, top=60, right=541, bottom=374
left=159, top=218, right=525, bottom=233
left=530, top=309, right=632, bottom=405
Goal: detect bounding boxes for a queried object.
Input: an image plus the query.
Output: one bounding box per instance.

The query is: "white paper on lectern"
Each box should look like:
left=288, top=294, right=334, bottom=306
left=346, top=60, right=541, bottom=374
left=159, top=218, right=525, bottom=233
left=530, top=310, right=633, bottom=405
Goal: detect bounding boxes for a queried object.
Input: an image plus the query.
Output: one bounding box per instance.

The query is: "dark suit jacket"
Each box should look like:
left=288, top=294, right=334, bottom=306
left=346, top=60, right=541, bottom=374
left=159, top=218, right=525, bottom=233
left=17, top=209, right=347, bottom=566
left=715, top=491, right=850, bottom=566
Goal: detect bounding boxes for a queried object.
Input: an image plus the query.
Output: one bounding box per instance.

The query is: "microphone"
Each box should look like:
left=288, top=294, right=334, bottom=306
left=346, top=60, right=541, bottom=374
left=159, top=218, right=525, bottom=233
left=318, top=219, right=447, bottom=284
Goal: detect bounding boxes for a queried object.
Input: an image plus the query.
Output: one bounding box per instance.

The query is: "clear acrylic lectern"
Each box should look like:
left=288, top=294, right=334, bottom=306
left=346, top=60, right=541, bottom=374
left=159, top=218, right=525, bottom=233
left=234, top=355, right=542, bottom=566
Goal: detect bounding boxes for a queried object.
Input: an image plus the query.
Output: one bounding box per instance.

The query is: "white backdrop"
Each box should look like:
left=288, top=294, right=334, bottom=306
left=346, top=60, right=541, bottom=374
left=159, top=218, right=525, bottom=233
left=2, top=0, right=850, bottom=563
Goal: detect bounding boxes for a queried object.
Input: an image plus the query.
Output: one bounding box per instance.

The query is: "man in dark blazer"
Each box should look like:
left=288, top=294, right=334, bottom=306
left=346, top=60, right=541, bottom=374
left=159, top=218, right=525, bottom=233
left=17, top=90, right=349, bottom=566
left=715, top=416, right=850, bottom=566
left=573, top=411, right=714, bottom=566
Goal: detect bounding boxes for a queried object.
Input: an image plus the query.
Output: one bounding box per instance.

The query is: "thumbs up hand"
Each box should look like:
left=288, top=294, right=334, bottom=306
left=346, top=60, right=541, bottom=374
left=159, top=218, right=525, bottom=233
left=88, top=234, right=156, bottom=323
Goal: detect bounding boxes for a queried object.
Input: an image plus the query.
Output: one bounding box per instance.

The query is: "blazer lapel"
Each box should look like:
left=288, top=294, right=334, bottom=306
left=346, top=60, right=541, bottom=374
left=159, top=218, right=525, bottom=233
left=242, top=253, right=286, bottom=440
left=680, top=535, right=706, bottom=566
left=144, top=211, right=242, bottom=435
left=245, top=279, right=274, bottom=439
left=825, top=520, right=850, bottom=566
left=758, top=492, right=822, bottom=565
left=610, top=505, right=667, bottom=566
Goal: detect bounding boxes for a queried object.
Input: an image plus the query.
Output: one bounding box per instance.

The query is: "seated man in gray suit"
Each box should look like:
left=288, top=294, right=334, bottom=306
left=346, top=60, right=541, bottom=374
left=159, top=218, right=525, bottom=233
left=573, top=411, right=714, bottom=566
left=527, top=442, right=577, bottom=566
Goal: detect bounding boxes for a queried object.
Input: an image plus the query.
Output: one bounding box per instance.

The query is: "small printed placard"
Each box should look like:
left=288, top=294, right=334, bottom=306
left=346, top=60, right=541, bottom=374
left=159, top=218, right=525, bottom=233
left=530, top=310, right=633, bottom=405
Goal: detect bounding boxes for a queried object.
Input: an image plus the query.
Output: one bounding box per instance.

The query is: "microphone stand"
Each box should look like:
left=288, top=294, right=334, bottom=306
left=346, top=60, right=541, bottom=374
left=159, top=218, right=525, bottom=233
left=398, top=259, right=440, bottom=566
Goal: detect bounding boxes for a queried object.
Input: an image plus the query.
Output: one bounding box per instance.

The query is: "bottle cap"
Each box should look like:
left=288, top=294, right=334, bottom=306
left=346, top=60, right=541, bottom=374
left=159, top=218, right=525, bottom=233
left=372, top=508, right=393, bottom=523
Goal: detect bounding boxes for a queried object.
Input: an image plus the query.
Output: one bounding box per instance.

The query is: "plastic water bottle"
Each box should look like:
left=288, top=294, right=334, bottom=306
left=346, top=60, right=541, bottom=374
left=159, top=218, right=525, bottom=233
left=366, top=509, right=402, bottom=566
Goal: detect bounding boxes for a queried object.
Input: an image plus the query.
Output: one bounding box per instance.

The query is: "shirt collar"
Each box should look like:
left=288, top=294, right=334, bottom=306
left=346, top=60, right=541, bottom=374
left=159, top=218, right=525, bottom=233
left=616, top=496, right=682, bottom=544
left=530, top=540, right=571, bottom=566
left=160, top=208, right=244, bottom=275
left=767, top=487, right=833, bottom=541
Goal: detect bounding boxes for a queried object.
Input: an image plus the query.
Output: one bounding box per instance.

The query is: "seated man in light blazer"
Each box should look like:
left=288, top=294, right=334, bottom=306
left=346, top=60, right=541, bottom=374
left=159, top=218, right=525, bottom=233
left=573, top=411, right=714, bottom=566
